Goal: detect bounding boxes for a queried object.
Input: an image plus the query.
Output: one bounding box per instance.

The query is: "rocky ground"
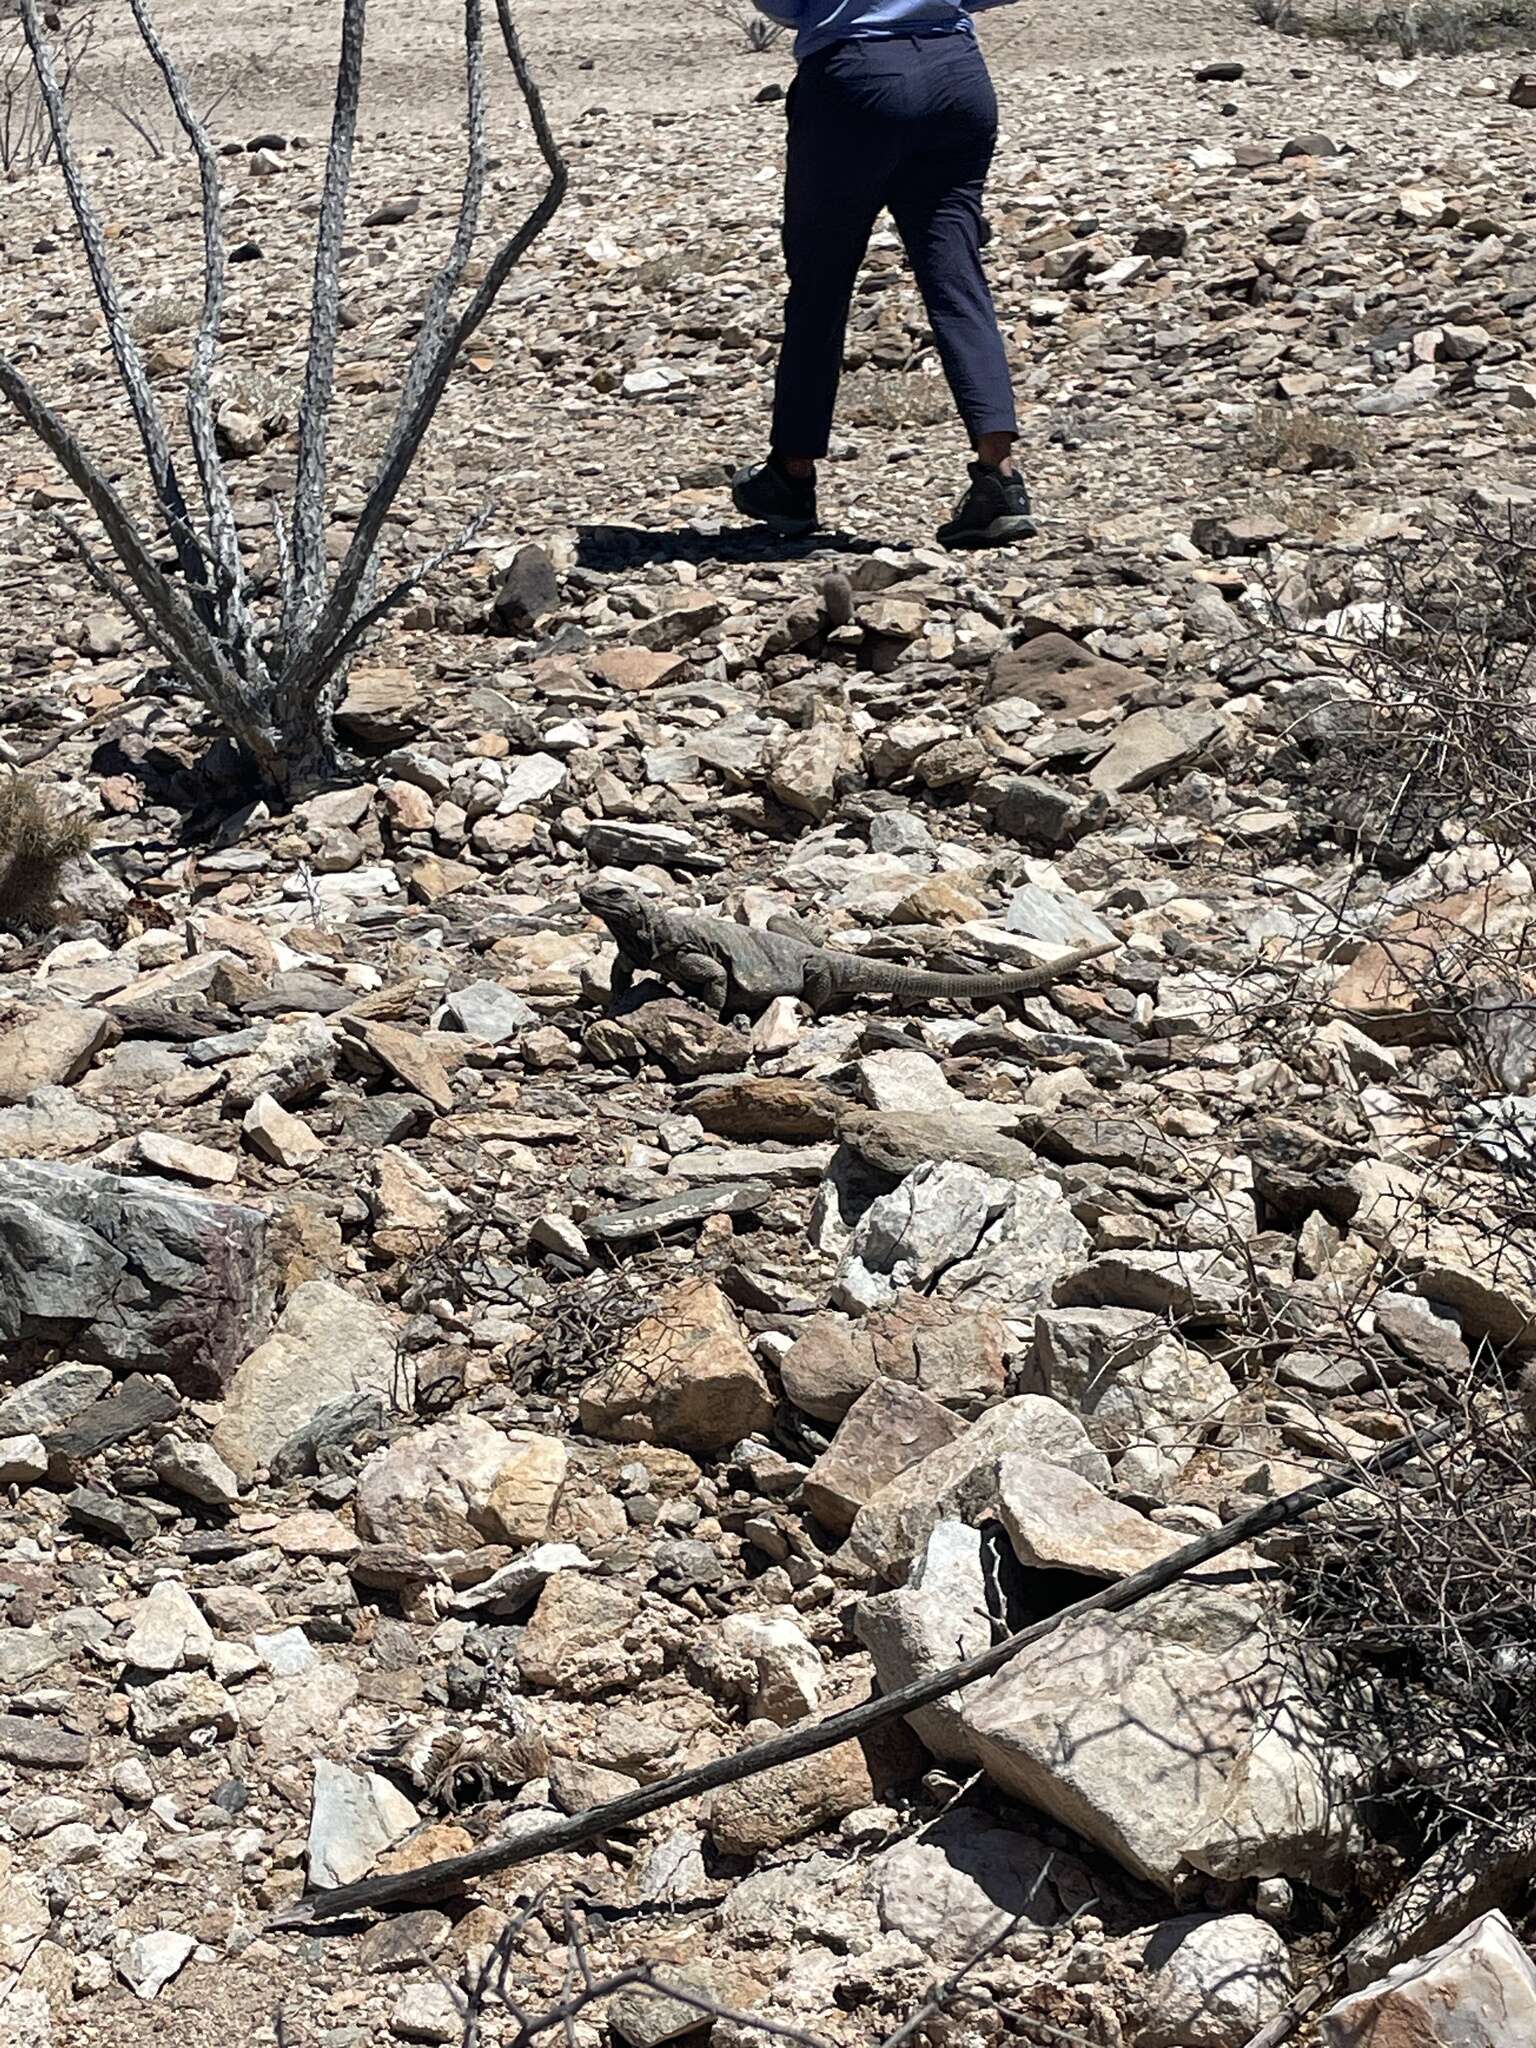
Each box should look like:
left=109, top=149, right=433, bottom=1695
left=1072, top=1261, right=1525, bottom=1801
left=4, top=1, right=1536, bottom=2044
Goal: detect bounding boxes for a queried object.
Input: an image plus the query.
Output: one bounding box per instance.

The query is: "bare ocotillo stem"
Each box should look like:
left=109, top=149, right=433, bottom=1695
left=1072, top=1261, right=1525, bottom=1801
left=0, top=3, right=567, bottom=799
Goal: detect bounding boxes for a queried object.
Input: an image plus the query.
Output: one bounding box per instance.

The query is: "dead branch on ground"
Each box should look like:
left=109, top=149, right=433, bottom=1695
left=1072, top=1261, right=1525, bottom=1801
left=272, top=1413, right=1452, bottom=1927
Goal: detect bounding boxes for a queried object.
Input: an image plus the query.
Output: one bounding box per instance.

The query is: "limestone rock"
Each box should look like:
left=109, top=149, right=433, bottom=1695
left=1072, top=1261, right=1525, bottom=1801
left=307, top=1759, right=420, bottom=1889
left=123, top=1581, right=214, bottom=1675
left=356, top=1417, right=566, bottom=1551
left=962, top=1585, right=1351, bottom=1892
left=997, top=1454, right=1183, bottom=1578
left=579, top=1278, right=774, bottom=1452
left=222, top=1016, right=337, bottom=1111
left=1319, top=1910, right=1536, bottom=2048
left=1136, top=1914, right=1293, bottom=2048
left=850, top=1395, right=1111, bottom=1584
left=876, top=1813, right=1075, bottom=1961
left=856, top=1520, right=991, bottom=1763
left=242, top=1092, right=325, bottom=1168
left=212, top=1279, right=406, bottom=1481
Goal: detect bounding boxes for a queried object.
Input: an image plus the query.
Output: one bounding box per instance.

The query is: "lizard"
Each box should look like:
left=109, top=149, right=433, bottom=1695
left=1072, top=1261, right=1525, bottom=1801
left=580, top=878, right=1117, bottom=1018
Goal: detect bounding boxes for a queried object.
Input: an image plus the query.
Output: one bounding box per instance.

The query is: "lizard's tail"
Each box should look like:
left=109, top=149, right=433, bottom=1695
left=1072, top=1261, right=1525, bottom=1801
left=867, top=938, right=1119, bottom=1001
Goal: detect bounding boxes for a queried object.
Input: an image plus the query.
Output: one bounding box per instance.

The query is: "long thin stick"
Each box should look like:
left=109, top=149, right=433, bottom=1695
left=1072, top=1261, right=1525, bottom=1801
left=272, top=1417, right=1452, bottom=1928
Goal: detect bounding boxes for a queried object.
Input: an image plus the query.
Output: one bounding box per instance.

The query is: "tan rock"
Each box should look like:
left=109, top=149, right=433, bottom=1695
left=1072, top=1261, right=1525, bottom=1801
left=997, top=1455, right=1183, bottom=1578
left=480, top=1432, right=570, bottom=1546
left=707, top=1738, right=875, bottom=1856
left=802, top=1379, right=966, bottom=1536
left=0, top=1006, right=116, bottom=1106
left=1320, top=1909, right=1536, bottom=2048
left=589, top=647, right=688, bottom=694
left=347, top=1019, right=456, bottom=1112
left=242, top=1092, right=325, bottom=1169
left=1333, top=886, right=1532, bottom=1044
left=516, top=1572, right=646, bottom=1696
left=138, top=1131, right=239, bottom=1186
left=355, top=1417, right=567, bottom=1551
left=688, top=1076, right=842, bottom=1141
left=579, top=1278, right=774, bottom=1453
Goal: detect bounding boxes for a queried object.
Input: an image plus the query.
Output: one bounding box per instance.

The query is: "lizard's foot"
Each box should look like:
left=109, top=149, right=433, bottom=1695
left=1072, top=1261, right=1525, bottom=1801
left=732, top=458, right=818, bottom=539
left=937, top=464, right=1037, bottom=550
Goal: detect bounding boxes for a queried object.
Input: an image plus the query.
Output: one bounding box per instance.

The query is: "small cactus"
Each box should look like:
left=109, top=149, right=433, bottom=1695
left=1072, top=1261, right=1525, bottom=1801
left=0, top=773, right=95, bottom=933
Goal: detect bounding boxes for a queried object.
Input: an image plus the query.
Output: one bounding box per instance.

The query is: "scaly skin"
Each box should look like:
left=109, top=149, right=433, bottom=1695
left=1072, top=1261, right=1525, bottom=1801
left=580, top=879, right=1116, bottom=1017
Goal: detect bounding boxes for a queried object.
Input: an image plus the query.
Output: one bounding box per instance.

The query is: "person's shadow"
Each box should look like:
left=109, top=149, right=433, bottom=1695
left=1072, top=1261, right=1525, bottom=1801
left=575, top=521, right=896, bottom=571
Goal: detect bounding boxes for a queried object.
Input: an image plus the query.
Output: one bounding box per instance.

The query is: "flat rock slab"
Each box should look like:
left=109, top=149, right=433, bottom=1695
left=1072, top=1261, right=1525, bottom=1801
left=0, top=1161, right=271, bottom=1397
left=584, top=1181, right=771, bottom=1242
left=0, top=1715, right=90, bottom=1769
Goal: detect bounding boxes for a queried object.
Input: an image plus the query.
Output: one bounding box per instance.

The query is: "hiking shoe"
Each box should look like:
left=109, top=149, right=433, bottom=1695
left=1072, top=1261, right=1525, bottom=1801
left=732, top=456, right=818, bottom=537
left=937, top=463, right=1037, bottom=549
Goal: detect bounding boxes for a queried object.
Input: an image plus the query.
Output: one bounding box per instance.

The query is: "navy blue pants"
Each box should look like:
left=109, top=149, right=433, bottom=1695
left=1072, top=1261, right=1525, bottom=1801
left=771, top=31, right=1018, bottom=460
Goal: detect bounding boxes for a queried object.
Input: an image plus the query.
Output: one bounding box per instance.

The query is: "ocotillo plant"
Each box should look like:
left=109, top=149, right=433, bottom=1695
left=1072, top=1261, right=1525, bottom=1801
left=0, top=0, right=567, bottom=797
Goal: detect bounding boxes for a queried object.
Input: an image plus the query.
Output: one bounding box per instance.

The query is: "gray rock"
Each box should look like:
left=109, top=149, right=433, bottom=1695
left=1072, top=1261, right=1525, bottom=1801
left=0, top=1085, right=114, bottom=1161
left=0, top=1626, right=63, bottom=1689
left=436, top=980, right=537, bottom=1043
left=389, top=1985, right=462, bottom=2044
left=494, top=542, right=560, bottom=623
left=221, top=1016, right=337, bottom=1112
left=307, top=1758, right=420, bottom=1888
left=127, top=1673, right=238, bottom=1748
left=833, top=1160, right=1016, bottom=1312
left=1136, top=1914, right=1293, bottom=2048
left=0, top=1715, right=90, bottom=1769
left=1089, top=705, right=1225, bottom=795
left=856, top=1521, right=990, bottom=1762
left=1005, top=883, right=1118, bottom=952
left=989, top=774, right=1104, bottom=850
left=849, top=1394, right=1112, bottom=1584
left=212, top=1280, right=407, bottom=1482
left=0, top=1162, right=272, bottom=1398
left=268, top=1389, right=389, bottom=1482
left=1033, top=1308, right=1238, bottom=1487
left=876, top=1813, right=1075, bottom=1961
left=1053, top=1248, right=1245, bottom=1320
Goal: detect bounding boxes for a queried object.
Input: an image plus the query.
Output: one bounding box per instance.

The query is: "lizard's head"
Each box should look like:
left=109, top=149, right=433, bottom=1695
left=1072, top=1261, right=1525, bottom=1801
left=579, top=876, right=653, bottom=932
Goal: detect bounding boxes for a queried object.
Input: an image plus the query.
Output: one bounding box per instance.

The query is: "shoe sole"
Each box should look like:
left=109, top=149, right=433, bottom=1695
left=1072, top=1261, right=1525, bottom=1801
left=938, top=513, right=1038, bottom=550
left=731, top=483, right=816, bottom=537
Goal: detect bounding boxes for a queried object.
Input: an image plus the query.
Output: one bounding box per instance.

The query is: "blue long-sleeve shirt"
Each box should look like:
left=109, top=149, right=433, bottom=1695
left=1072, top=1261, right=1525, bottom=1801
left=753, top=0, right=1016, bottom=63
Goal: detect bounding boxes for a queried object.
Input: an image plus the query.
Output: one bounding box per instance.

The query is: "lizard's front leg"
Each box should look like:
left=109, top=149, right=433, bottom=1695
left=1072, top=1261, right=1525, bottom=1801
left=800, top=959, right=836, bottom=1015
left=674, top=950, right=731, bottom=1014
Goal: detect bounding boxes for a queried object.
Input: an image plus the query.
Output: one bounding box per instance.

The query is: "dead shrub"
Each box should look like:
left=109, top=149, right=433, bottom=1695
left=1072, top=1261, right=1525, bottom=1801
left=1247, top=404, right=1371, bottom=477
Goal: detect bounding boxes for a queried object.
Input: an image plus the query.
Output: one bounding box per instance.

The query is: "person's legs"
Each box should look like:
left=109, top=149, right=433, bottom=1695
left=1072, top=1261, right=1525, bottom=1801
left=769, top=56, right=898, bottom=463
left=888, top=40, right=1018, bottom=462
